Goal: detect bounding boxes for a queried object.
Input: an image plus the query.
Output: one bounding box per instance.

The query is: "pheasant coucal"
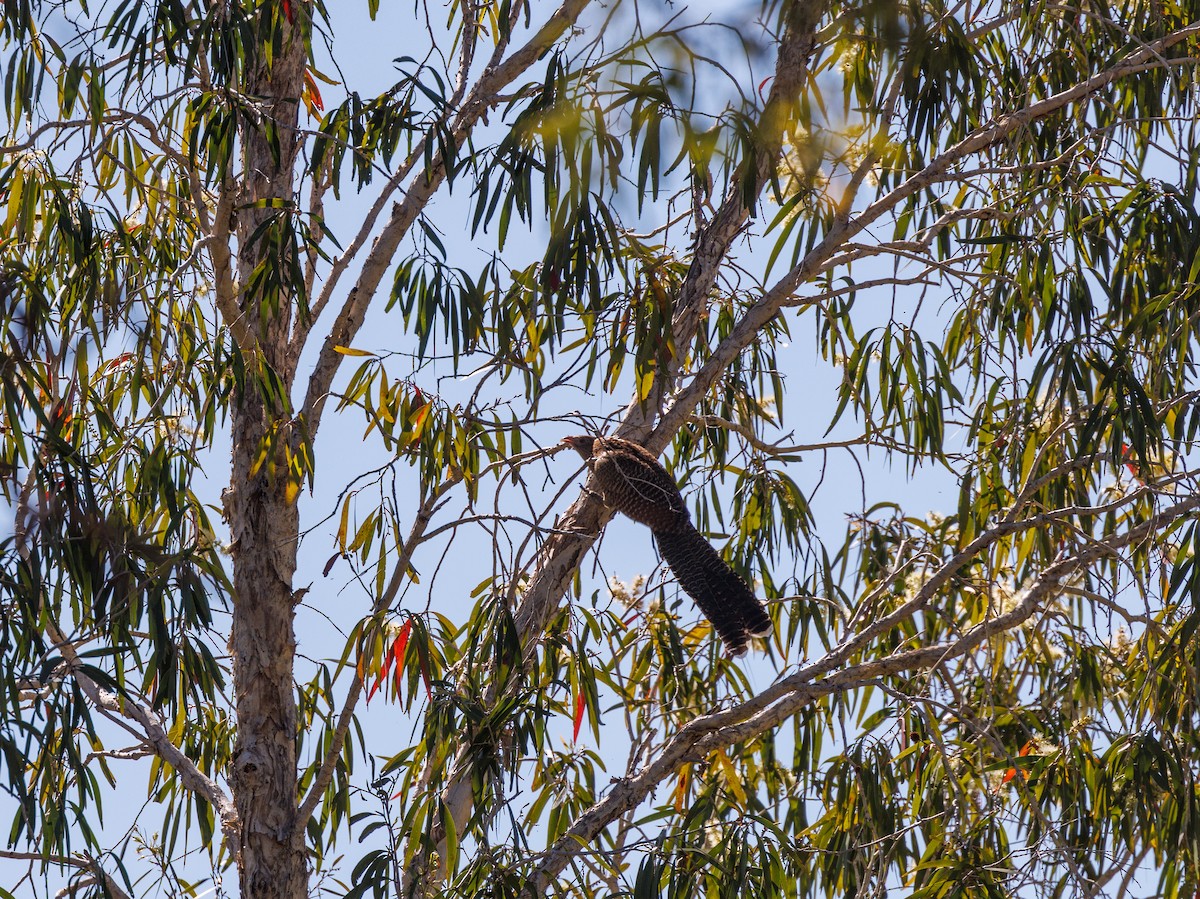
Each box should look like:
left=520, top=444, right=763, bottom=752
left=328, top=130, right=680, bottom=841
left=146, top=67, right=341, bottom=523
left=562, top=435, right=772, bottom=656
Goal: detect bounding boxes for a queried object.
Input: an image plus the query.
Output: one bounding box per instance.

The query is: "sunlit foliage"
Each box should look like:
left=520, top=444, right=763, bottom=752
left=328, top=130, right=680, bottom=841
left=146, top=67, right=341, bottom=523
left=2, top=0, right=1200, bottom=896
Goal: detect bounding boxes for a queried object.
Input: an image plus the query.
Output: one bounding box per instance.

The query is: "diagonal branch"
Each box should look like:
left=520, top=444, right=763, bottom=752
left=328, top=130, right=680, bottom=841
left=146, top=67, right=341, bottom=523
left=518, top=0, right=837, bottom=657
left=627, top=0, right=834, bottom=434
left=43, top=620, right=242, bottom=850
left=650, top=21, right=1200, bottom=445
left=293, top=0, right=491, bottom=351
left=416, top=4, right=837, bottom=886
left=530, top=491, right=1200, bottom=889
left=292, top=473, right=462, bottom=833
left=298, top=0, right=597, bottom=435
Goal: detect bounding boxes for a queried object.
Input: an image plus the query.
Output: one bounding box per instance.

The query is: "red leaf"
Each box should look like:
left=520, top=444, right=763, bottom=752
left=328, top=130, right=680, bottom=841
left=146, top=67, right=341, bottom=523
left=758, top=77, right=773, bottom=101
left=281, top=0, right=294, bottom=24
left=1121, top=443, right=1141, bottom=479
left=366, top=643, right=397, bottom=705
left=104, top=352, right=135, bottom=372
left=303, top=69, right=324, bottom=112
left=999, top=740, right=1035, bottom=787
left=365, top=670, right=384, bottom=704
left=391, top=620, right=413, bottom=692
left=572, top=688, right=586, bottom=743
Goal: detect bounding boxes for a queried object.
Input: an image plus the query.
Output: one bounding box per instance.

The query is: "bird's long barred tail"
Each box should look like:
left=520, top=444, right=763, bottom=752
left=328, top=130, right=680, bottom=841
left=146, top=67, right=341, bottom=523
left=654, top=526, right=772, bottom=657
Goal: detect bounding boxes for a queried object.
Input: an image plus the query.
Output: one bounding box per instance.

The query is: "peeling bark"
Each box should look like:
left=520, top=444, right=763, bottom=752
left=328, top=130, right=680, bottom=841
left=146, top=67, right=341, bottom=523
left=224, top=12, right=309, bottom=897
left=227, top=426, right=304, bottom=897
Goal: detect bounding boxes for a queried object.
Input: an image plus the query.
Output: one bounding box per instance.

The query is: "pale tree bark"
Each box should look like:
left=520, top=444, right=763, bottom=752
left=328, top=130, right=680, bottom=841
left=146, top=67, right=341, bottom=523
left=409, top=0, right=835, bottom=891
left=222, top=10, right=310, bottom=897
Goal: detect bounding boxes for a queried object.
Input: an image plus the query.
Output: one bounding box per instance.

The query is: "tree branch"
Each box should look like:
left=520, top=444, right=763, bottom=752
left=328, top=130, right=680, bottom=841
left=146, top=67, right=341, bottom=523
left=530, top=491, right=1200, bottom=889
left=42, top=620, right=242, bottom=851
left=293, top=0, right=492, bottom=351
left=292, top=473, right=461, bottom=831
left=298, top=0, right=597, bottom=433
left=628, top=0, right=834, bottom=434
left=0, top=850, right=132, bottom=899
left=651, top=21, right=1200, bottom=445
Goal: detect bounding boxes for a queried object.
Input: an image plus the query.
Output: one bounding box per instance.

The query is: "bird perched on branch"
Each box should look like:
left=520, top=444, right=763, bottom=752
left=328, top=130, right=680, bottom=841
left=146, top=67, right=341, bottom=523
left=562, top=434, right=772, bottom=656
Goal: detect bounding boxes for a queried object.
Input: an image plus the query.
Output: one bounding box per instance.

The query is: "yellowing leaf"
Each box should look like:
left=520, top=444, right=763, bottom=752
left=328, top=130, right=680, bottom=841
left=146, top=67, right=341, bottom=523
left=5, top=171, right=24, bottom=232
left=337, top=499, right=351, bottom=552
left=713, top=749, right=747, bottom=807
left=636, top=368, right=655, bottom=401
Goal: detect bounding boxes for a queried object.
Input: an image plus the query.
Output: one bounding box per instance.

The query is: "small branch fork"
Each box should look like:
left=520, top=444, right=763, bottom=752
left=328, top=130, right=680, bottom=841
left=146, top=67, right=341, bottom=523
left=0, top=850, right=133, bottom=899
left=292, top=472, right=462, bottom=831
left=296, top=0, right=597, bottom=424
left=41, top=617, right=242, bottom=851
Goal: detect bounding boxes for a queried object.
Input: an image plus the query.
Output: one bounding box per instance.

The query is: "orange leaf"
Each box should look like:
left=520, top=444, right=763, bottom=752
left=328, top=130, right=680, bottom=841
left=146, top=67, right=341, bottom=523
left=303, top=69, right=324, bottom=113
left=1121, top=443, right=1142, bottom=480
left=411, top=402, right=431, bottom=431
left=104, top=352, right=136, bottom=373
left=999, top=740, right=1035, bottom=787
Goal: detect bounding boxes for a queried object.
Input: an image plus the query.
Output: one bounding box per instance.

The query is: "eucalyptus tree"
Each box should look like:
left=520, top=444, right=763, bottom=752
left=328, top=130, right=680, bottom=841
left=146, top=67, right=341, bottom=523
left=3, top=0, right=1200, bottom=896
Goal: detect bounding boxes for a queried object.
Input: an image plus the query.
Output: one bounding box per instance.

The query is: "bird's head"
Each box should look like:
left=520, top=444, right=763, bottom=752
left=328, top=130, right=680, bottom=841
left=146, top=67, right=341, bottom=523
left=561, top=435, right=597, bottom=459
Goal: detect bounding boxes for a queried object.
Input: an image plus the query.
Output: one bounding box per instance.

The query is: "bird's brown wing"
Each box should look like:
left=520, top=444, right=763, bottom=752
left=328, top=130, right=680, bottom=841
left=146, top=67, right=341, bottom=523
left=590, top=437, right=689, bottom=531
left=567, top=434, right=773, bottom=657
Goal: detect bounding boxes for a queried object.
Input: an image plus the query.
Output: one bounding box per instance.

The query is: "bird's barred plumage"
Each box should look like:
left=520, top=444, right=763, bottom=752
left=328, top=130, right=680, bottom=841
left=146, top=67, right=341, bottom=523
left=562, top=434, right=772, bottom=656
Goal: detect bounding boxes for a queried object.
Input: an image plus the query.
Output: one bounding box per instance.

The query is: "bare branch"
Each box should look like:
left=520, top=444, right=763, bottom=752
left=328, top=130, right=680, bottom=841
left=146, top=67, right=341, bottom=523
left=0, top=850, right=133, bottom=899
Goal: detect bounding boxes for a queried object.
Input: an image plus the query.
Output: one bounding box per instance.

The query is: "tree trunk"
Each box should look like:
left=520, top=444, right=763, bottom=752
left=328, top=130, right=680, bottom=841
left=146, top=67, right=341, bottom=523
left=224, top=12, right=309, bottom=897
left=227, top=417, right=304, bottom=897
